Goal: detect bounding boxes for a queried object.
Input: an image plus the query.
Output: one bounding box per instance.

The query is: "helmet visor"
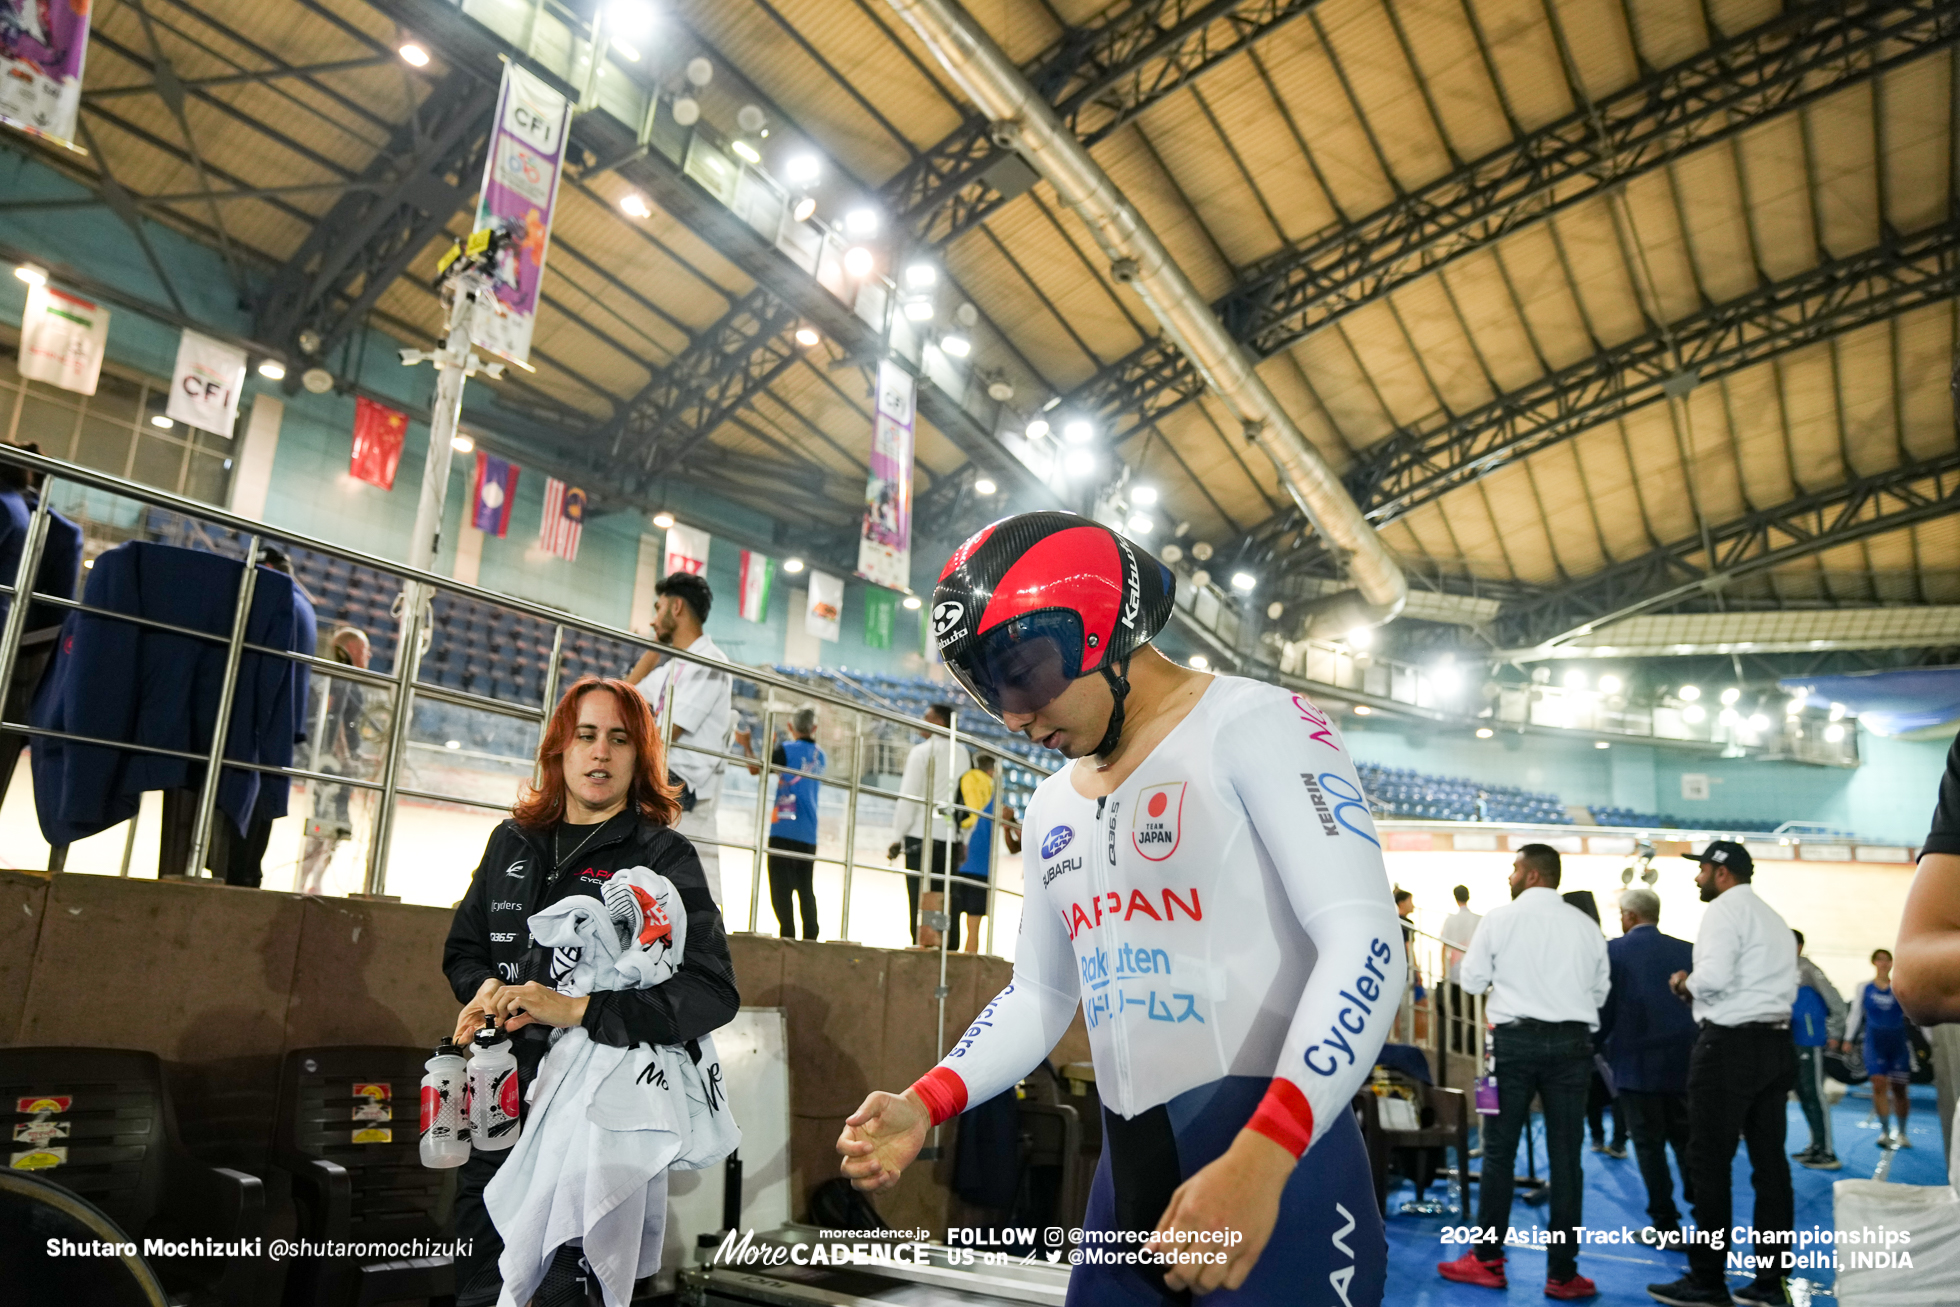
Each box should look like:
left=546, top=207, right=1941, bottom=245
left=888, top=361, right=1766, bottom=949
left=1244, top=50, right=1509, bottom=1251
left=947, top=609, right=1084, bottom=720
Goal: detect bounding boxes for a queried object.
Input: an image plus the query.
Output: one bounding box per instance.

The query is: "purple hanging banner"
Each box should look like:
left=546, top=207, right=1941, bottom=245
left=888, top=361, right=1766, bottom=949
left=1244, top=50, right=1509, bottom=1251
left=468, top=62, right=572, bottom=367
left=0, top=0, right=91, bottom=153
left=856, top=360, right=915, bottom=590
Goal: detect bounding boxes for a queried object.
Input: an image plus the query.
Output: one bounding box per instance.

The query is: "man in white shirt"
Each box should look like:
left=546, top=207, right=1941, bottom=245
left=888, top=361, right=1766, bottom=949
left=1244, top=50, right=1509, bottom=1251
left=1439, top=883, right=1483, bottom=1056
left=1440, top=844, right=1610, bottom=1301
left=885, top=703, right=969, bottom=947
left=626, top=572, right=733, bottom=903
left=1440, top=883, right=1482, bottom=980
left=1647, top=841, right=1798, bottom=1307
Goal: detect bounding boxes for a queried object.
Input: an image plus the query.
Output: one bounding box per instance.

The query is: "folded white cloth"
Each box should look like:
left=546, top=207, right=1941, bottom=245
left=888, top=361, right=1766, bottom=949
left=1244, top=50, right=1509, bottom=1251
left=484, top=867, right=738, bottom=1307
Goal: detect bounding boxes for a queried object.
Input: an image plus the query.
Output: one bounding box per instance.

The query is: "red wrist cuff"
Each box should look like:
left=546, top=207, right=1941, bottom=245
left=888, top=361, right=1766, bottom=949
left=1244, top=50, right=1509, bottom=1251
left=909, top=1067, right=968, bottom=1126
left=1245, top=1078, right=1314, bottom=1158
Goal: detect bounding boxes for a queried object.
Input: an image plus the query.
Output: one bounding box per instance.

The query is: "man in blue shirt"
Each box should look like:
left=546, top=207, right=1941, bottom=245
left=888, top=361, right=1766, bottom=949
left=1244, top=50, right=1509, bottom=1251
left=1598, top=887, right=1698, bottom=1244
left=761, top=705, right=824, bottom=939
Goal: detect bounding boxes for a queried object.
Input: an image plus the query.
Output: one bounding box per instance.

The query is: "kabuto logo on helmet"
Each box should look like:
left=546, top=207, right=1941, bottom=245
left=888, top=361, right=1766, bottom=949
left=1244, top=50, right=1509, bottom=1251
left=1121, top=539, right=1139, bottom=628
left=931, top=600, right=964, bottom=643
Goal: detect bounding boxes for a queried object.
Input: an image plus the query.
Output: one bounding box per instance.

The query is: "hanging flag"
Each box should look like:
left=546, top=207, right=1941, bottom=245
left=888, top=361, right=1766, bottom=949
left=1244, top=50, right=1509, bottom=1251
left=166, top=329, right=247, bottom=436
left=864, top=588, right=895, bottom=649
left=664, top=522, right=710, bottom=578
left=469, top=450, right=519, bottom=537
left=540, top=477, right=586, bottom=561
left=855, top=360, right=915, bottom=590
left=805, top=571, right=842, bottom=643
left=738, top=550, right=772, bottom=623
left=350, top=396, right=408, bottom=490
left=17, top=283, right=107, bottom=394
left=468, top=63, right=572, bottom=367
left=0, top=0, right=90, bottom=154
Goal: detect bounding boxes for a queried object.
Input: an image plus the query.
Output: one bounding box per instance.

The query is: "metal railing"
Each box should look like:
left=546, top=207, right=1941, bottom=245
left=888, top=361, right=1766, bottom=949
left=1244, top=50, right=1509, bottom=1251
left=0, top=444, right=1051, bottom=1005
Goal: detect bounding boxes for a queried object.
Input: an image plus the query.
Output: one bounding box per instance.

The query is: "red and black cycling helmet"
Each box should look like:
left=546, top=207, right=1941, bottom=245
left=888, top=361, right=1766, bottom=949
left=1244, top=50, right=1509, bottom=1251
left=932, top=512, right=1175, bottom=753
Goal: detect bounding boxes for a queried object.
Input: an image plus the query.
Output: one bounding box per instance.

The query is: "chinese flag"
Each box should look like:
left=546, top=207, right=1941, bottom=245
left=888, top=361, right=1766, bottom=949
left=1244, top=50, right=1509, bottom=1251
left=351, top=396, right=408, bottom=490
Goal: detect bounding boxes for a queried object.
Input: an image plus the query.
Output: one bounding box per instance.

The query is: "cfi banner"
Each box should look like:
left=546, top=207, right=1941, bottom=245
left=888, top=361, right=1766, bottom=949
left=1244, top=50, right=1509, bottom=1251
left=350, top=396, right=408, bottom=490
left=468, top=62, right=572, bottom=367
left=166, top=329, right=247, bottom=436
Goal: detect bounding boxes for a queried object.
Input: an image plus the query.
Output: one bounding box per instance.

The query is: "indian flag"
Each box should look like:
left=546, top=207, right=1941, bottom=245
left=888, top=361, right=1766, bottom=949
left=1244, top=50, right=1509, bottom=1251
left=738, top=549, right=772, bottom=622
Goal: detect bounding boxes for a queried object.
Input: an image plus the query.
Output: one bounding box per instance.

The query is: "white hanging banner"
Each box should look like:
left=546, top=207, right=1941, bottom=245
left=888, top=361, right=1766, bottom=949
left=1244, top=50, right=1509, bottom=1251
left=0, top=0, right=91, bottom=154
left=17, top=283, right=107, bottom=395
left=664, top=522, right=710, bottom=577
left=805, top=571, right=842, bottom=643
left=166, top=329, right=247, bottom=436
left=855, top=360, right=915, bottom=590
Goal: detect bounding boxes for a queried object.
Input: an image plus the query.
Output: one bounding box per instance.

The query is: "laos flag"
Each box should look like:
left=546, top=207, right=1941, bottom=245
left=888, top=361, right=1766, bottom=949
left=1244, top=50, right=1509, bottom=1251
left=470, top=451, right=518, bottom=537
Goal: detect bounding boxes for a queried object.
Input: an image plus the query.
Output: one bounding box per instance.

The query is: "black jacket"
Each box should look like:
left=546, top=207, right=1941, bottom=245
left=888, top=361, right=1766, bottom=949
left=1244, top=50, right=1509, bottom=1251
left=443, top=813, right=739, bottom=1055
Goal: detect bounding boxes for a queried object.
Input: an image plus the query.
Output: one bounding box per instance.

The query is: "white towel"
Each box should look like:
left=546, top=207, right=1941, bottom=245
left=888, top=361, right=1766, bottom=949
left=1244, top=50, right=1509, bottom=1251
left=483, top=867, right=737, bottom=1307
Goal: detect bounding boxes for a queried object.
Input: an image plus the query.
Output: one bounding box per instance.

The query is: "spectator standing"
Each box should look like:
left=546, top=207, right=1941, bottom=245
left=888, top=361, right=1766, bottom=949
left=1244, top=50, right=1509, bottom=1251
left=1438, top=844, right=1609, bottom=1301
left=1440, top=884, right=1482, bottom=980
left=1842, top=948, right=1914, bottom=1149
left=1566, top=890, right=1627, bottom=1159
left=626, top=573, right=733, bottom=902
left=1790, top=929, right=1845, bottom=1169
left=758, top=705, right=823, bottom=941
left=949, top=755, right=1007, bottom=954
left=887, top=704, right=970, bottom=948
left=298, top=627, right=370, bottom=894
left=1648, top=842, right=1798, bottom=1307
left=1440, top=883, right=1482, bottom=1054
left=1598, top=888, right=1697, bottom=1243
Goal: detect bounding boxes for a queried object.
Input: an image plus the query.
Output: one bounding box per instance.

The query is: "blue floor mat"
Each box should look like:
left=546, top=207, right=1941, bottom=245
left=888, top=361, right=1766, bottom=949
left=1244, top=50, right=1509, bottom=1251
left=1383, top=1082, right=1945, bottom=1305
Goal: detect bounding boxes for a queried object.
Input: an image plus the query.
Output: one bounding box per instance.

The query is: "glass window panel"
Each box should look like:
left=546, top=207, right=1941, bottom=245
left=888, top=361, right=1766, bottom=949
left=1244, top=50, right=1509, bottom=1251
left=73, top=414, right=134, bottom=474
left=183, top=449, right=230, bottom=505
left=130, top=430, right=187, bottom=491
left=16, top=393, right=81, bottom=456
left=87, top=372, right=142, bottom=426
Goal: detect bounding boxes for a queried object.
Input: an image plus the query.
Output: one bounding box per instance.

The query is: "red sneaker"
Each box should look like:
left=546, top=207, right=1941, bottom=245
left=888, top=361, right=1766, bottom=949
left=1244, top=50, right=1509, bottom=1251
left=1544, top=1274, right=1599, bottom=1299
left=1437, top=1251, right=1508, bottom=1288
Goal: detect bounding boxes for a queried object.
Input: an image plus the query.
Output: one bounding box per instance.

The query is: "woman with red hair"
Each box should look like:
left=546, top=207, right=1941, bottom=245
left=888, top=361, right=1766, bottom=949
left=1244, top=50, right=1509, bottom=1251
left=440, top=676, right=738, bottom=1306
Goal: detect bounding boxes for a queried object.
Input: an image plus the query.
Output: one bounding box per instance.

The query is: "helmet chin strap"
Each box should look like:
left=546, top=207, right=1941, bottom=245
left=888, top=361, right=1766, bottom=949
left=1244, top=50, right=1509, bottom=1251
left=1092, top=655, right=1132, bottom=759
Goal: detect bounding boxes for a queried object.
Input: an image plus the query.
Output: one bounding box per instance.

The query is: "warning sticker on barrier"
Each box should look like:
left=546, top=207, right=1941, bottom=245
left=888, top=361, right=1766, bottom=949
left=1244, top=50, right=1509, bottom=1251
left=13, top=1119, right=69, bottom=1146
left=351, top=1128, right=394, bottom=1144
left=16, top=1095, right=71, bottom=1115
left=11, top=1147, right=67, bottom=1170
left=352, top=1083, right=392, bottom=1123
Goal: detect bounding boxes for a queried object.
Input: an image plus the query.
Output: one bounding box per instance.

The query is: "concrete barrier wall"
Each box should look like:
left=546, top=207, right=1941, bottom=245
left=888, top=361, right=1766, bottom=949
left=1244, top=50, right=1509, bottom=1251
left=0, top=870, right=1088, bottom=1237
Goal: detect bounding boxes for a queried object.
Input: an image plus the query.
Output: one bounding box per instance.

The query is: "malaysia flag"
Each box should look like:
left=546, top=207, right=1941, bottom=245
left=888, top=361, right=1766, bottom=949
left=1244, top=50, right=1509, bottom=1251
left=540, top=477, right=586, bottom=562
left=470, top=451, right=518, bottom=537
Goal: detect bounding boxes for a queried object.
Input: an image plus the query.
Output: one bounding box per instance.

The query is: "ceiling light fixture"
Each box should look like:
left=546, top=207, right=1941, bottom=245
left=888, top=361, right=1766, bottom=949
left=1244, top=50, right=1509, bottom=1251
left=782, top=557, right=805, bottom=574
left=1476, top=727, right=1494, bottom=739
left=902, top=594, right=922, bottom=610
left=399, top=42, right=430, bottom=67
left=1188, top=655, right=1209, bottom=670
left=1678, top=684, right=1701, bottom=701
left=939, top=333, right=970, bottom=357
left=1346, top=626, right=1374, bottom=651
left=791, top=196, right=817, bottom=223
left=150, top=414, right=174, bottom=429
left=1025, top=418, right=1050, bottom=439
left=1824, top=723, right=1846, bottom=743
left=1563, top=668, right=1587, bottom=690
left=451, top=434, right=474, bottom=453
left=14, top=263, right=48, bottom=287
left=1062, top=448, right=1096, bottom=477
left=902, top=298, right=934, bottom=322
left=730, top=140, right=761, bottom=165
left=904, top=262, right=937, bottom=290
left=257, top=360, right=286, bottom=380
left=844, top=208, right=879, bottom=237
left=652, top=511, right=675, bottom=529
left=1230, top=571, right=1255, bottom=592
left=785, top=154, right=820, bottom=185
left=1682, top=704, right=1706, bottom=724
left=1595, top=740, right=1610, bottom=749
left=973, top=478, right=996, bottom=495
left=1062, top=419, right=1094, bottom=444
left=843, top=246, right=873, bottom=278
left=1353, top=704, right=1372, bottom=715
left=619, top=193, right=651, bottom=219
left=1597, top=673, right=1623, bottom=694
left=1130, top=484, right=1158, bottom=506
left=1128, top=514, right=1153, bottom=534
left=1720, top=686, right=1742, bottom=706
left=793, top=326, right=821, bottom=348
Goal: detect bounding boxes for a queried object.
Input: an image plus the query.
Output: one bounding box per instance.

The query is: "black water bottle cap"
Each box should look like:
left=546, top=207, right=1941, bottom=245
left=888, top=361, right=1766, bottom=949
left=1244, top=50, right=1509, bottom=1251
left=433, top=1038, right=464, bottom=1058
left=473, top=1015, right=507, bottom=1048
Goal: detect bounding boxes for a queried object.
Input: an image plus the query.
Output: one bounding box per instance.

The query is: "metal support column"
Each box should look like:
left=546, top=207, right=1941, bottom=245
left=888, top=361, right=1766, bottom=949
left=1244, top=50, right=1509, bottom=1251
left=746, top=708, right=775, bottom=933
left=836, top=715, right=862, bottom=942
left=364, top=577, right=426, bottom=896
left=0, top=490, right=53, bottom=721
left=187, top=534, right=261, bottom=877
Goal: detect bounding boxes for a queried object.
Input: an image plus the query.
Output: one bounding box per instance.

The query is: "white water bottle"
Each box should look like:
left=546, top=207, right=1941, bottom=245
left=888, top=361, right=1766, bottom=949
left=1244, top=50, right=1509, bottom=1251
left=467, top=1018, right=521, bottom=1151
left=419, top=1040, right=470, bottom=1169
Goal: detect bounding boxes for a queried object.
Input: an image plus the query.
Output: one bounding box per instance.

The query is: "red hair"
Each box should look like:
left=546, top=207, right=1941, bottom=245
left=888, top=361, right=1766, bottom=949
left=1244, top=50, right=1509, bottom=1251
left=513, top=676, right=681, bottom=830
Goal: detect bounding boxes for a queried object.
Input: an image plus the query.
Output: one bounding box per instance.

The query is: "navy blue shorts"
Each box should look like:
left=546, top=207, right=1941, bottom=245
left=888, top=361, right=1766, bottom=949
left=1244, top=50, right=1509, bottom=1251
left=1865, top=1029, right=1912, bottom=1083
left=1065, top=1076, right=1385, bottom=1307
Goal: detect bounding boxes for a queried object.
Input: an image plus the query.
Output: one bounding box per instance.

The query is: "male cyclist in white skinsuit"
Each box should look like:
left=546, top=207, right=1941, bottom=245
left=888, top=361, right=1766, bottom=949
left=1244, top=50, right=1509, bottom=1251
left=836, top=512, right=1405, bottom=1306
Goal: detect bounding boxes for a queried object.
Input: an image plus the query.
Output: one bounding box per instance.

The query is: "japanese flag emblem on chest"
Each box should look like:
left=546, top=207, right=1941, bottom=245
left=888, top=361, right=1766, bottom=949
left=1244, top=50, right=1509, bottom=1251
left=1131, top=782, right=1186, bottom=861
